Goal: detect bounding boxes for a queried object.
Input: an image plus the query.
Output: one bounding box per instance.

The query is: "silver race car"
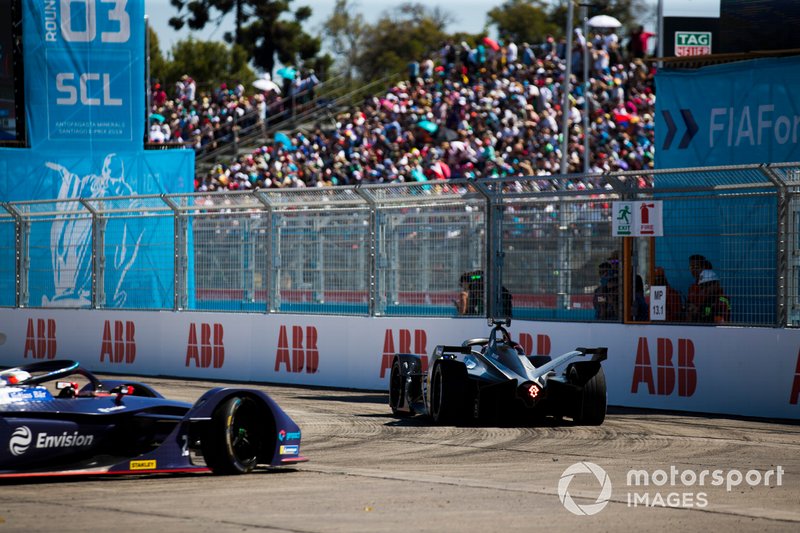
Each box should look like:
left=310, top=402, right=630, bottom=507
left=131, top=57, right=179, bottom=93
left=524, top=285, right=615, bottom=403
left=389, top=319, right=608, bottom=425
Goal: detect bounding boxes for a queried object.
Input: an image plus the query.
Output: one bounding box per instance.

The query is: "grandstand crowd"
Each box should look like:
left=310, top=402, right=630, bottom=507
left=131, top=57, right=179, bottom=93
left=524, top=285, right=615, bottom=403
left=148, top=29, right=657, bottom=191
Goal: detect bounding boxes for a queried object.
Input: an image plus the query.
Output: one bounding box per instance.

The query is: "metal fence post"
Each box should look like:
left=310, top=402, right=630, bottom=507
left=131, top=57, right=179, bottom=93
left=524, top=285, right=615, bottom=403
left=271, top=212, right=282, bottom=312
left=354, top=186, right=377, bottom=316
left=474, top=182, right=501, bottom=318
left=80, top=199, right=103, bottom=309
left=255, top=191, right=274, bottom=313
left=162, top=196, right=186, bottom=311
left=6, top=204, right=27, bottom=307
left=762, top=164, right=789, bottom=327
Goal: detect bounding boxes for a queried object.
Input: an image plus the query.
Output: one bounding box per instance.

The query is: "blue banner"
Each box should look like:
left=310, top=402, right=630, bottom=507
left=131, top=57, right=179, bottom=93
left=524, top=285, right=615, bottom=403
left=0, top=0, right=194, bottom=310
left=0, top=148, right=193, bottom=309
left=23, top=0, right=145, bottom=150
left=655, top=56, right=800, bottom=169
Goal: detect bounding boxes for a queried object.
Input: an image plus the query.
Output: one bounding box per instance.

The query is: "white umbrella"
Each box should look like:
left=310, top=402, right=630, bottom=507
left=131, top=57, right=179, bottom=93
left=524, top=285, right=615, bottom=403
left=588, top=14, right=622, bottom=28
left=253, top=77, right=281, bottom=93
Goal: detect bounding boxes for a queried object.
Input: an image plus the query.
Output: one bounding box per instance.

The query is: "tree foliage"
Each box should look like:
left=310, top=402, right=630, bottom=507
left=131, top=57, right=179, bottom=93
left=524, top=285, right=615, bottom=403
left=355, top=3, right=453, bottom=82
left=157, top=0, right=650, bottom=89
left=487, top=0, right=560, bottom=44
left=155, top=39, right=256, bottom=92
left=168, top=0, right=322, bottom=74
left=147, top=26, right=168, bottom=86
left=322, top=0, right=367, bottom=81
left=548, top=0, right=650, bottom=40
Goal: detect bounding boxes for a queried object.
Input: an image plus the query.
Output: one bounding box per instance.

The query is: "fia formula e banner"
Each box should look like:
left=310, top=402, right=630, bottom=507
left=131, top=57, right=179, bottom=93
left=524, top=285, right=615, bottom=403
left=23, top=0, right=145, bottom=149
left=655, top=56, right=800, bottom=169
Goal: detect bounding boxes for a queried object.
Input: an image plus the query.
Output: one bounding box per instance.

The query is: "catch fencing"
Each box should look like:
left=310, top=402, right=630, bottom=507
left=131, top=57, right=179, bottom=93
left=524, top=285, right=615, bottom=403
left=2, top=163, right=799, bottom=327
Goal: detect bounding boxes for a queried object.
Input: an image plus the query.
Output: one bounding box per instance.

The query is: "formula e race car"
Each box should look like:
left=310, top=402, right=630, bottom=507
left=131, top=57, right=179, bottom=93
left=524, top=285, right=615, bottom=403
left=0, top=360, right=306, bottom=478
left=389, top=319, right=607, bottom=425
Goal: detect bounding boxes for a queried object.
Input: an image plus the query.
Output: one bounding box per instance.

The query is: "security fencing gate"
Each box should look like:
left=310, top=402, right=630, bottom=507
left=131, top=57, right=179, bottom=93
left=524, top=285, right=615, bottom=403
left=2, top=163, right=799, bottom=327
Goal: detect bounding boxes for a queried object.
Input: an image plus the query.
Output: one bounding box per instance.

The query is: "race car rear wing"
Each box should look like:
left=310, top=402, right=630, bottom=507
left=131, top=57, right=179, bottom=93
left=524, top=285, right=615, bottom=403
left=529, top=347, right=607, bottom=380
left=434, top=345, right=473, bottom=357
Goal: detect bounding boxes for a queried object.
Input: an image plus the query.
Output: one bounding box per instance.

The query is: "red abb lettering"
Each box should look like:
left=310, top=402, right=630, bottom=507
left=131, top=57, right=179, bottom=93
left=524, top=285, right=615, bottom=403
left=657, top=338, right=675, bottom=395
left=23, top=318, right=57, bottom=360
left=678, top=339, right=697, bottom=397
left=631, top=337, right=655, bottom=394
left=185, top=323, right=225, bottom=368
left=632, top=337, right=696, bottom=397
left=100, top=320, right=136, bottom=364
left=275, top=325, right=319, bottom=373
left=380, top=329, right=427, bottom=378
left=516, top=333, right=551, bottom=356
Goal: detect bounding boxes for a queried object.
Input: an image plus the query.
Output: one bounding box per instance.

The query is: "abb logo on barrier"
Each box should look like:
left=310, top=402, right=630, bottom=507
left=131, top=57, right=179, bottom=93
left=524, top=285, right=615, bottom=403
left=380, top=329, right=428, bottom=377
left=378, top=330, right=552, bottom=378
left=275, top=325, right=319, bottom=373
left=516, top=333, right=551, bottom=356
left=790, top=351, right=800, bottom=405
left=24, top=319, right=57, bottom=359
left=100, top=320, right=136, bottom=364
left=631, top=337, right=696, bottom=397
left=185, top=323, right=225, bottom=368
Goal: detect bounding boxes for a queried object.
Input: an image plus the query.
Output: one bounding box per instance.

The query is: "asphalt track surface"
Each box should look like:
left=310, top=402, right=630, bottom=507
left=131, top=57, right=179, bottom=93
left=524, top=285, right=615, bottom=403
left=1, top=375, right=798, bottom=532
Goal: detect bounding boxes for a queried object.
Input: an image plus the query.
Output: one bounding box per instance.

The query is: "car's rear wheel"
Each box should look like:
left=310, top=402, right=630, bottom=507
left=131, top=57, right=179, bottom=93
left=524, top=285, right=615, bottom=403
left=570, top=365, right=607, bottom=425
left=389, top=358, right=411, bottom=417
left=430, top=362, right=467, bottom=425
left=202, top=395, right=263, bottom=474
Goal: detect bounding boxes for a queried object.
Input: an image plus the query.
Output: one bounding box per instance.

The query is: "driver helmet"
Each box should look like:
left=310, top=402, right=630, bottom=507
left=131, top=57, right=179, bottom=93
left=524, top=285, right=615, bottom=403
left=0, top=370, right=31, bottom=386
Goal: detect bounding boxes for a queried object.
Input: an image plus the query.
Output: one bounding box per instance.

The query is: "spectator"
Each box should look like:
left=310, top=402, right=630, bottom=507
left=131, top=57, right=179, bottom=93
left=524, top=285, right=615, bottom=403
left=593, top=261, right=619, bottom=320
left=697, top=269, right=731, bottom=323
left=632, top=274, right=648, bottom=321
left=685, top=254, right=713, bottom=321
left=152, top=83, right=167, bottom=107
left=653, top=266, right=683, bottom=321
left=148, top=123, right=165, bottom=143
left=455, top=270, right=484, bottom=316
left=627, top=25, right=655, bottom=59
left=153, top=32, right=656, bottom=191
left=408, top=60, right=420, bottom=82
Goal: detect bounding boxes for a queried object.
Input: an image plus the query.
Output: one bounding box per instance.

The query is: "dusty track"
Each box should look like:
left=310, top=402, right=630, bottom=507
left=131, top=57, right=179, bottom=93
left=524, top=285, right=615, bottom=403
left=0, top=376, right=798, bottom=532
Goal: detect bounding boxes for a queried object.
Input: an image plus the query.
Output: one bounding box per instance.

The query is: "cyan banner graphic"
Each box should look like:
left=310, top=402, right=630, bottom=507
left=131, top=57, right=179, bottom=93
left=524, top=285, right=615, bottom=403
left=0, top=0, right=194, bottom=310
left=23, top=0, right=145, bottom=150
left=655, top=56, right=800, bottom=169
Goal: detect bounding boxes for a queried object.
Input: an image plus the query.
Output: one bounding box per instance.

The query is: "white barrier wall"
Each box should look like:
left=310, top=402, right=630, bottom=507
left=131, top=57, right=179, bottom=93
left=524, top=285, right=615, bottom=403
left=1, top=309, right=799, bottom=420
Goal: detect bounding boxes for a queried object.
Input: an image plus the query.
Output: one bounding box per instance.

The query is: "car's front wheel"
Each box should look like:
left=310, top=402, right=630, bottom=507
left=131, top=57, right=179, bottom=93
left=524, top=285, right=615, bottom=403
left=389, top=358, right=411, bottom=417
left=202, top=395, right=264, bottom=474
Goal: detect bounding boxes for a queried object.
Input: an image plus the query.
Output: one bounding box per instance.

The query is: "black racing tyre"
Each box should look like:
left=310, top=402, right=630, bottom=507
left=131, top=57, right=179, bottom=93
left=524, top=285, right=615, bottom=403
left=430, top=361, right=468, bottom=425
left=571, top=366, right=607, bottom=426
left=202, top=395, right=264, bottom=475
left=389, top=358, right=411, bottom=417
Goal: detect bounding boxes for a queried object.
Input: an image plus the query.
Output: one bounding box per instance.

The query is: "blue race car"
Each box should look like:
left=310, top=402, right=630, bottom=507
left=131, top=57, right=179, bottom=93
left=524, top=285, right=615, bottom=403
left=0, top=360, right=306, bottom=478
